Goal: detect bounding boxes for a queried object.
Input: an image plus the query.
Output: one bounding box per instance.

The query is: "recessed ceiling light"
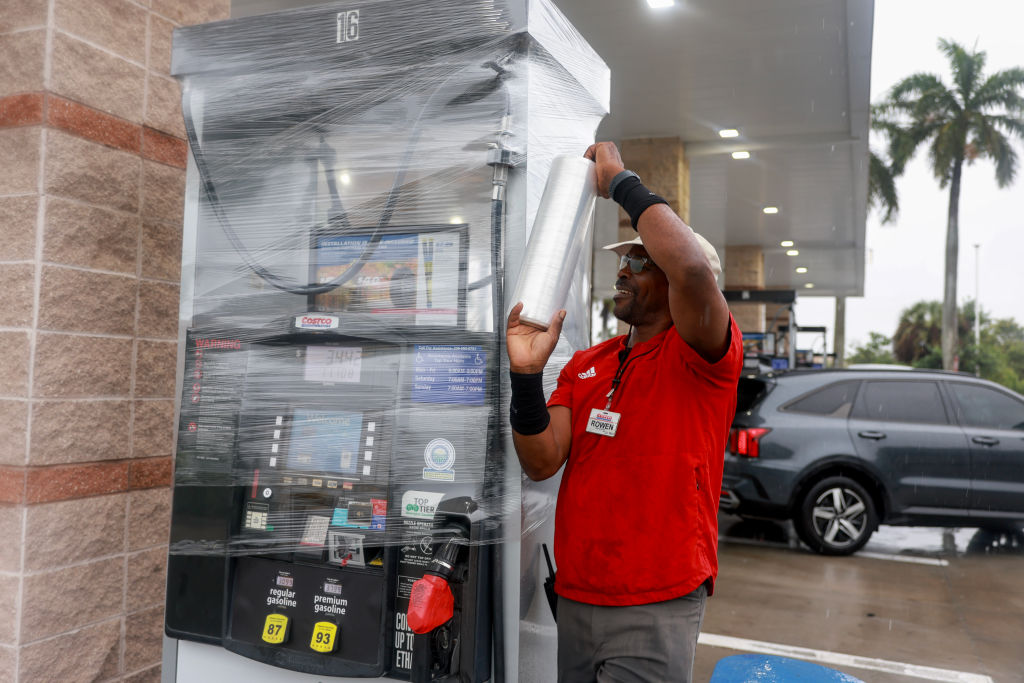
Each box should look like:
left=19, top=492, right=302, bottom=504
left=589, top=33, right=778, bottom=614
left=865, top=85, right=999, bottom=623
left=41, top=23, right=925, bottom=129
left=795, top=267, right=808, bottom=274
left=731, top=151, right=750, bottom=160
left=780, top=240, right=794, bottom=248
left=449, top=216, right=463, bottom=224
left=804, top=283, right=815, bottom=289
left=718, top=129, right=740, bottom=138
left=763, top=207, right=779, bottom=215
left=647, top=0, right=674, bottom=7
left=786, top=249, right=799, bottom=256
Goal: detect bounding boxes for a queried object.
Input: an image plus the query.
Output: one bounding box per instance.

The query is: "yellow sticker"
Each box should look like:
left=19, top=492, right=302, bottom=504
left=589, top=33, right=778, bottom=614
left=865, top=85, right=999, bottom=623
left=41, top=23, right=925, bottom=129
left=261, top=613, right=289, bottom=644
left=310, top=621, right=338, bottom=653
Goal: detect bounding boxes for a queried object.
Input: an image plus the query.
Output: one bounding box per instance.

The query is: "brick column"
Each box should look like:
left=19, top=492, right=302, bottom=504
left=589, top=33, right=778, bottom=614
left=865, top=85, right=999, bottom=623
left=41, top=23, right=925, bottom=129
left=0, top=1, right=228, bottom=680
left=619, top=137, right=690, bottom=226
left=614, top=137, right=690, bottom=335
left=724, top=245, right=767, bottom=334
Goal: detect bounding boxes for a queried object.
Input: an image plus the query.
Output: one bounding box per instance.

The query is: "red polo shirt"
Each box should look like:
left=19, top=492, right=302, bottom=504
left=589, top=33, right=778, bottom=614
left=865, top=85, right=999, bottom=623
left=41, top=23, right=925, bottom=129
left=547, top=317, right=741, bottom=605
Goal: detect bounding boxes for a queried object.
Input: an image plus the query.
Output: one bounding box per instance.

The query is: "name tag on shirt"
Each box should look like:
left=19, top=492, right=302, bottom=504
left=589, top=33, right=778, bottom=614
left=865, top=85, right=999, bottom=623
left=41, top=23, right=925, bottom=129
left=586, top=409, right=620, bottom=437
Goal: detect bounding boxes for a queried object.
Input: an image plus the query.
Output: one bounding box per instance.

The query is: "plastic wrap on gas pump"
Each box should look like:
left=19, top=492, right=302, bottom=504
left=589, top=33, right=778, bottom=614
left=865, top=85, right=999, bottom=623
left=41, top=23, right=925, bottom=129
left=169, top=0, right=609, bottom=566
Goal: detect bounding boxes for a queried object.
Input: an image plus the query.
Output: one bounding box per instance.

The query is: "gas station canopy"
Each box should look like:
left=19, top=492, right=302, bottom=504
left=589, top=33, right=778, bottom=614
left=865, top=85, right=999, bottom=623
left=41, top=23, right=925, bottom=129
left=553, top=0, right=872, bottom=299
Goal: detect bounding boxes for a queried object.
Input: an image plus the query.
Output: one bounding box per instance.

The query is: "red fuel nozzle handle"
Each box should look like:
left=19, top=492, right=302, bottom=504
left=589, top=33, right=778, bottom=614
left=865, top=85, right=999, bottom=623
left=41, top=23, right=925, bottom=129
left=407, top=536, right=461, bottom=634
left=408, top=574, right=454, bottom=634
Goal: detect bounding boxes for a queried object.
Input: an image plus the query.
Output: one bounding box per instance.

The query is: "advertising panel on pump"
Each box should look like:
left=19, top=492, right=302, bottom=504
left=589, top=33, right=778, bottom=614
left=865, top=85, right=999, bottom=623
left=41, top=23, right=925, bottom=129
left=312, top=229, right=465, bottom=327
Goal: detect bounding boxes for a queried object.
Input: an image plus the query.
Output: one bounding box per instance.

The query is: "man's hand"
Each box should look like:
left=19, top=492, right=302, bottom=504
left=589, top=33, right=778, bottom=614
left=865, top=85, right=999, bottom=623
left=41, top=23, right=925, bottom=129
left=506, top=302, right=565, bottom=374
left=583, top=142, right=626, bottom=199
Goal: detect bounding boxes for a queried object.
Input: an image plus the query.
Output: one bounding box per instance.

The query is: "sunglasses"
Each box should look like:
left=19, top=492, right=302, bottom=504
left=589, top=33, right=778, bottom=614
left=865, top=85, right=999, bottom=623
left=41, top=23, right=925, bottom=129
left=618, top=253, right=655, bottom=274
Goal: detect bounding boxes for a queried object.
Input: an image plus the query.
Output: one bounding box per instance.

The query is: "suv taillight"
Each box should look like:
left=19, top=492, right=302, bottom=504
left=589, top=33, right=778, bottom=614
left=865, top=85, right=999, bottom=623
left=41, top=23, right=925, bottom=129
left=728, top=427, right=771, bottom=457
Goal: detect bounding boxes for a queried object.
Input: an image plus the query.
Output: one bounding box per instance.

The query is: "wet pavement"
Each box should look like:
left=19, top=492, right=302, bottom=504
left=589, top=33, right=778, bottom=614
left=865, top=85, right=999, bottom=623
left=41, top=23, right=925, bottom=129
left=693, top=514, right=1024, bottom=682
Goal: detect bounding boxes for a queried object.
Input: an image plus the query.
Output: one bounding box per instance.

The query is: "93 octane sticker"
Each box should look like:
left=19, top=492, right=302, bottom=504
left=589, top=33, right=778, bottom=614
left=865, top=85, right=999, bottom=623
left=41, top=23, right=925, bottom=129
left=310, top=621, right=338, bottom=653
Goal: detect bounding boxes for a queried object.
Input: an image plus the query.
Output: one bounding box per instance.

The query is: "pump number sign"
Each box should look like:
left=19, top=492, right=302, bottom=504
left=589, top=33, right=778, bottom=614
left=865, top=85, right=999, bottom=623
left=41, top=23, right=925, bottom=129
left=336, top=10, right=359, bottom=43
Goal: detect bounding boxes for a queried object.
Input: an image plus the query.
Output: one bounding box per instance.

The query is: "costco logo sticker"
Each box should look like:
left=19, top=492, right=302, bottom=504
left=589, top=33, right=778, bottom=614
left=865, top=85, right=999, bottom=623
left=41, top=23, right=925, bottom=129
left=296, top=315, right=339, bottom=330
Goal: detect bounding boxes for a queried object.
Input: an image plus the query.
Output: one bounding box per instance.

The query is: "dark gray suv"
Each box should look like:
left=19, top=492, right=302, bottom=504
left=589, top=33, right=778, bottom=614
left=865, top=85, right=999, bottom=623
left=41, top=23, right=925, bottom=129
left=720, top=368, right=1024, bottom=555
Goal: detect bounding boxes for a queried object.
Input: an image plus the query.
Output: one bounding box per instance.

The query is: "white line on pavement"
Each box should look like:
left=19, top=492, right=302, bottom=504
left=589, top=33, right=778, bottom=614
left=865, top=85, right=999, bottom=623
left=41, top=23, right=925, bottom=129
left=856, top=551, right=949, bottom=566
left=698, top=633, right=993, bottom=683
left=718, top=537, right=950, bottom=565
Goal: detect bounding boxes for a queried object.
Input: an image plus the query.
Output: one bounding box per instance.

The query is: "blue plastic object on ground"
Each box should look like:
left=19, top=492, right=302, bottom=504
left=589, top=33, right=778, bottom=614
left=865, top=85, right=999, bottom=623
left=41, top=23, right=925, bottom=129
left=710, top=654, right=865, bottom=682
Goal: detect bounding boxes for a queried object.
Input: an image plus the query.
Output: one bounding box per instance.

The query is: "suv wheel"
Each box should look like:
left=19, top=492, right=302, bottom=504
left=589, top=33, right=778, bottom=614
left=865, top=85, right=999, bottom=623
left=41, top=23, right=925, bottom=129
left=795, top=476, right=877, bottom=555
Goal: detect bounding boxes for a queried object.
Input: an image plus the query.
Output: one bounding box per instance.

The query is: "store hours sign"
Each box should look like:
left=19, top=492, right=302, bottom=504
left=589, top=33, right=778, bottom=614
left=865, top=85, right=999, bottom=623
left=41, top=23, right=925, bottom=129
left=411, top=345, right=486, bottom=406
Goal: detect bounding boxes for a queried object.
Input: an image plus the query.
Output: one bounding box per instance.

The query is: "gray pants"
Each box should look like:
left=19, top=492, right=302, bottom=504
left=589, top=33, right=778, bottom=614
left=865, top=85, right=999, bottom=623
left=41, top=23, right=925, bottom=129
left=556, top=583, right=708, bottom=683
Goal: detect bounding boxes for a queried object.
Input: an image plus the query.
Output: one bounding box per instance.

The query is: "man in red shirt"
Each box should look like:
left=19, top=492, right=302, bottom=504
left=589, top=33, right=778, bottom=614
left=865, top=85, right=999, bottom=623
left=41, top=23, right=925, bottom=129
left=507, top=142, right=742, bottom=682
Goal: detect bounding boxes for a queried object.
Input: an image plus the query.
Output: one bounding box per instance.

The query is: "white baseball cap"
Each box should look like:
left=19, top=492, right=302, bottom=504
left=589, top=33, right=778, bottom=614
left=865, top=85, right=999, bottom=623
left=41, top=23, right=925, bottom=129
left=602, top=232, right=722, bottom=279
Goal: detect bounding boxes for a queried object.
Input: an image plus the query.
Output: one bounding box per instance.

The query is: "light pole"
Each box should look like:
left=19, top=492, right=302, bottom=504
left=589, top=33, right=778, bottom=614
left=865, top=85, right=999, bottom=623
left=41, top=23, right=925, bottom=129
left=974, top=243, right=981, bottom=376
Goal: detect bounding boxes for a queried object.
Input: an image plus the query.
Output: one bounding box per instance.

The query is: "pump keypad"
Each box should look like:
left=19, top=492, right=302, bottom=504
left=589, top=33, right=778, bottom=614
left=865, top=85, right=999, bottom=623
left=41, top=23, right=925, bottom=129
left=310, top=621, right=339, bottom=653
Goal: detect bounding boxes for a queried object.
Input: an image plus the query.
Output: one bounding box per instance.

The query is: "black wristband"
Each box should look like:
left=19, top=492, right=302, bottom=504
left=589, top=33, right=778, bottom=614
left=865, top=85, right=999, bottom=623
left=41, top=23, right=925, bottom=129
left=608, top=170, right=640, bottom=202
left=509, top=371, right=550, bottom=435
left=613, top=176, right=669, bottom=230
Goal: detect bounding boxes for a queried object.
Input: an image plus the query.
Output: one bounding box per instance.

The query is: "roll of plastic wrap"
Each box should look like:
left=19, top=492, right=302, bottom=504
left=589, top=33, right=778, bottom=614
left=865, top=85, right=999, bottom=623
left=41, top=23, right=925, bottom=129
left=511, top=155, right=597, bottom=329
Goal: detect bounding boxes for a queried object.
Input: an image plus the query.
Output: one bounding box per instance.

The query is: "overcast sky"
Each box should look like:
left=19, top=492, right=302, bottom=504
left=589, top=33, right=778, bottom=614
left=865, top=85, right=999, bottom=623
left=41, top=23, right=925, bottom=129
left=794, top=0, right=1024, bottom=356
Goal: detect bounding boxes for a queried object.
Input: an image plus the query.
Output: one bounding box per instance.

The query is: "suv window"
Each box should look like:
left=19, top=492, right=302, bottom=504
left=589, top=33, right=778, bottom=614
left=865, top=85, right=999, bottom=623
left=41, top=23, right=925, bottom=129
left=948, top=383, right=1024, bottom=430
left=852, top=380, right=948, bottom=424
left=782, top=380, right=859, bottom=417
left=736, top=377, right=770, bottom=414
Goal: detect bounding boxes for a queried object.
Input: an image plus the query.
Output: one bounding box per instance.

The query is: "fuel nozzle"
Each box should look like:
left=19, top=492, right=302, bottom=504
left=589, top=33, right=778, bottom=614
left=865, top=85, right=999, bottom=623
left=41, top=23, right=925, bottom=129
left=407, top=535, right=463, bottom=635
left=427, top=536, right=460, bottom=580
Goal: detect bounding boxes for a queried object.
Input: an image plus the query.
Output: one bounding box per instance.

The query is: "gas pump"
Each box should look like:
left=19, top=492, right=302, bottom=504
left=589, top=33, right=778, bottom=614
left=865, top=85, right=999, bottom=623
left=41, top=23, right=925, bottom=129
left=163, top=1, right=608, bottom=681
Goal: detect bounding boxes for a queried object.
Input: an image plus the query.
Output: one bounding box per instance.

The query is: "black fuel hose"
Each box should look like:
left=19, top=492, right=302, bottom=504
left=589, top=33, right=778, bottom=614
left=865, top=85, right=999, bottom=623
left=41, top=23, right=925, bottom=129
left=180, top=65, right=492, bottom=297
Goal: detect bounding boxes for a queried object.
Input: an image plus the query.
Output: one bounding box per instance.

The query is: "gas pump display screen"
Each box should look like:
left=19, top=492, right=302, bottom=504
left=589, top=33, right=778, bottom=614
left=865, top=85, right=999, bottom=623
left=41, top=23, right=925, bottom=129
left=288, top=409, right=363, bottom=474
left=311, top=229, right=465, bottom=326
left=304, top=345, right=362, bottom=384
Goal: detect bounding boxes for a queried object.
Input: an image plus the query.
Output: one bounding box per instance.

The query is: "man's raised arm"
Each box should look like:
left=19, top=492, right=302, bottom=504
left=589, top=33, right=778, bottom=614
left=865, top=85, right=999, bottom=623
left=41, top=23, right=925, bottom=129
left=585, top=142, right=732, bottom=362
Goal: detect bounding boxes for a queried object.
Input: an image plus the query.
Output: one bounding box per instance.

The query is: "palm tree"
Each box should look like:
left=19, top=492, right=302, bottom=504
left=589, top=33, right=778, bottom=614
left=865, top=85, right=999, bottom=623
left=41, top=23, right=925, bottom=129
left=867, top=149, right=899, bottom=223
left=892, top=300, right=943, bottom=364
left=867, top=110, right=909, bottom=223
left=873, top=39, right=1024, bottom=370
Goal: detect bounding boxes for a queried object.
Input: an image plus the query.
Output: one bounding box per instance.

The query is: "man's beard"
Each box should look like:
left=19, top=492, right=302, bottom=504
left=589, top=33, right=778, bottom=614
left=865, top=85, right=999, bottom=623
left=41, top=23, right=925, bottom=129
left=613, top=298, right=642, bottom=326
left=613, top=277, right=642, bottom=325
